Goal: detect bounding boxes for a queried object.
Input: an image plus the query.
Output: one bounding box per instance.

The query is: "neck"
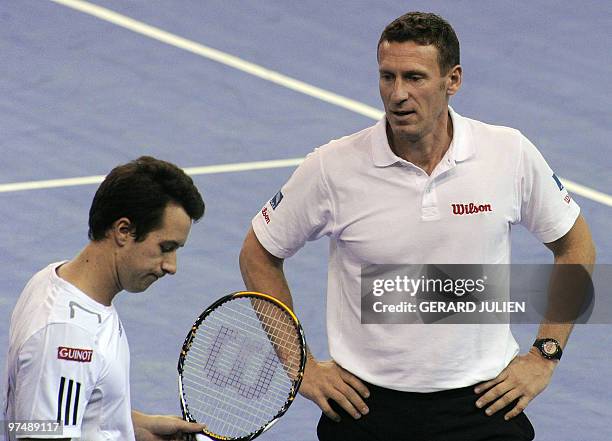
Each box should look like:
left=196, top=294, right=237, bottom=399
left=57, top=242, right=122, bottom=306
left=387, top=110, right=453, bottom=175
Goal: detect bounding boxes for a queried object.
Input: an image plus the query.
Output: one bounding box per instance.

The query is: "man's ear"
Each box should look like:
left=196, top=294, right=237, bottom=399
left=446, top=64, right=462, bottom=97
left=109, top=218, right=134, bottom=246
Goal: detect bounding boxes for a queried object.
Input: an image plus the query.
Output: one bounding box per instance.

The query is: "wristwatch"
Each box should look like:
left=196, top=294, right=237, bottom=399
left=532, top=338, right=563, bottom=360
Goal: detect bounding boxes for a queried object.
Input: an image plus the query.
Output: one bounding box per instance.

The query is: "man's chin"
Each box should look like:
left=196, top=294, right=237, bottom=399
left=125, top=283, right=152, bottom=293
left=392, top=126, right=424, bottom=143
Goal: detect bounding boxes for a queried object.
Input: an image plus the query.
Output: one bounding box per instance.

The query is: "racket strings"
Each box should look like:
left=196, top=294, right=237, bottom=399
left=181, top=296, right=303, bottom=439
left=195, top=302, right=299, bottom=348
left=207, top=307, right=302, bottom=369
left=183, top=342, right=288, bottom=434
left=182, top=376, right=282, bottom=432
left=189, top=308, right=303, bottom=381
left=184, top=334, right=296, bottom=397
left=182, top=379, right=271, bottom=432
left=183, top=338, right=295, bottom=434
left=251, top=298, right=303, bottom=378
left=185, top=334, right=292, bottom=397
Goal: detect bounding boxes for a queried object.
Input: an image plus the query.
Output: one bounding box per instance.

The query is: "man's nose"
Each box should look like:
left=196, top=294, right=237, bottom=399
left=391, top=78, right=410, bottom=103
left=162, top=253, right=177, bottom=275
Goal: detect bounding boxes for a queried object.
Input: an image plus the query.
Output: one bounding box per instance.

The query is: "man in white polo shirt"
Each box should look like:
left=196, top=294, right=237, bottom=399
left=239, top=11, right=596, bottom=441
left=4, top=157, right=207, bottom=440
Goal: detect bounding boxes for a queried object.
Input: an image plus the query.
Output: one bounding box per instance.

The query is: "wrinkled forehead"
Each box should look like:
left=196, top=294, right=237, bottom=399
left=378, top=40, right=442, bottom=73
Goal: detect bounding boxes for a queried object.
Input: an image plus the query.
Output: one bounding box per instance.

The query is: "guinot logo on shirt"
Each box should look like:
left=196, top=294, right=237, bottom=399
left=58, top=346, right=93, bottom=363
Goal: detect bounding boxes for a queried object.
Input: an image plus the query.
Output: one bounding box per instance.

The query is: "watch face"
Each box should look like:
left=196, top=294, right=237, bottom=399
left=543, top=341, right=558, bottom=355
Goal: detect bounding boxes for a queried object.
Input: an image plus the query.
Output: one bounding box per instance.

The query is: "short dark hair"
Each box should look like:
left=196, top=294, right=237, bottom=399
left=378, top=12, right=460, bottom=74
left=88, top=156, right=205, bottom=241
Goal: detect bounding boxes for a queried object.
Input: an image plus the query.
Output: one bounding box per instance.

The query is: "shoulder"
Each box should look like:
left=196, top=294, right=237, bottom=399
left=11, top=262, right=110, bottom=347
left=305, top=122, right=380, bottom=177
left=454, top=112, right=533, bottom=169
left=21, top=322, right=98, bottom=356
left=319, top=123, right=379, bottom=156
left=459, top=113, right=524, bottom=145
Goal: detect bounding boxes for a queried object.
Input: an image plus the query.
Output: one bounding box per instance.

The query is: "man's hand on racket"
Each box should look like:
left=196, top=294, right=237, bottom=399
left=132, top=411, right=206, bottom=441
left=473, top=349, right=557, bottom=420
left=299, top=355, right=370, bottom=422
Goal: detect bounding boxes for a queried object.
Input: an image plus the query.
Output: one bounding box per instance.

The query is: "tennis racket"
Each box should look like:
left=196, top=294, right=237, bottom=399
left=178, top=291, right=307, bottom=440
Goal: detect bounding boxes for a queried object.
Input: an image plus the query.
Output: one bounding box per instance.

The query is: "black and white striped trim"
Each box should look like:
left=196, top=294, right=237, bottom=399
left=57, top=376, right=81, bottom=425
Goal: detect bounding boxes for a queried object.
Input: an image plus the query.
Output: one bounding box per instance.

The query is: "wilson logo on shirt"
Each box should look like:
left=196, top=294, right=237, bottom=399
left=58, top=346, right=93, bottom=363
left=451, top=203, right=492, bottom=215
left=261, top=207, right=271, bottom=224
left=553, top=173, right=572, bottom=204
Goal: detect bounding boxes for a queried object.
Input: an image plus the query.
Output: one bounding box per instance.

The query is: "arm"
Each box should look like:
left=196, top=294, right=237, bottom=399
left=132, top=410, right=205, bottom=441
left=239, top=227, right=294, bottom=310
left=19, top=413, right=204, bottom=441
left=475, top=215, right=595, bottom=419
left=239, top=227, right=370, bottom=422
left=535, top=214, right=596, bottom=346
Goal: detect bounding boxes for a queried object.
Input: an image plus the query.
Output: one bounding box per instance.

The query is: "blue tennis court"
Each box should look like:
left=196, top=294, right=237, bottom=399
left=1, top=1, right=610, bottom=439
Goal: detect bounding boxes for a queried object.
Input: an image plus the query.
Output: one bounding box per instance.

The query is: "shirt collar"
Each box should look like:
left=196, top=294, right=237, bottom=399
left=371, top=106, right=475, bottom=167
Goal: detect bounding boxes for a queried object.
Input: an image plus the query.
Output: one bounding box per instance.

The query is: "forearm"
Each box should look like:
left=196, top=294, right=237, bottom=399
left=131, top=410, right=148, bottom=430
left=476, top=217, right=595, bottom=417
left=533, top=323, right=572, bottom=349
left=538, top=215, right=596, bottom=348
left=240, top=227, right=317, bottom=361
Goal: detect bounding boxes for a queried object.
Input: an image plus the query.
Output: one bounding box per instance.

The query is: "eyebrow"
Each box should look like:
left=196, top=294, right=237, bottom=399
left=379, top=68, right=428, bottom=76
left=160, top=240, right=184, bottom=249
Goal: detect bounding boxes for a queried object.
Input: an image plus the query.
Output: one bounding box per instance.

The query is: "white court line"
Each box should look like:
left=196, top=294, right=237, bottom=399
left=48, top=0, right=383, bottom=120
left=1, top=158, right=609, bottom=207
left=3, top=0, right=607, bottom=207
left=560, top=179, right=612, bottom=207
left=0, top=158, right=304, bottom=193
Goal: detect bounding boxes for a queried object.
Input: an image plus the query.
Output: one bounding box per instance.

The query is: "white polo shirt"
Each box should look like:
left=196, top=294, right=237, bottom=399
left=252, top=107, right=580, bottom=392
left=3, top=262, right=134, bottom=440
